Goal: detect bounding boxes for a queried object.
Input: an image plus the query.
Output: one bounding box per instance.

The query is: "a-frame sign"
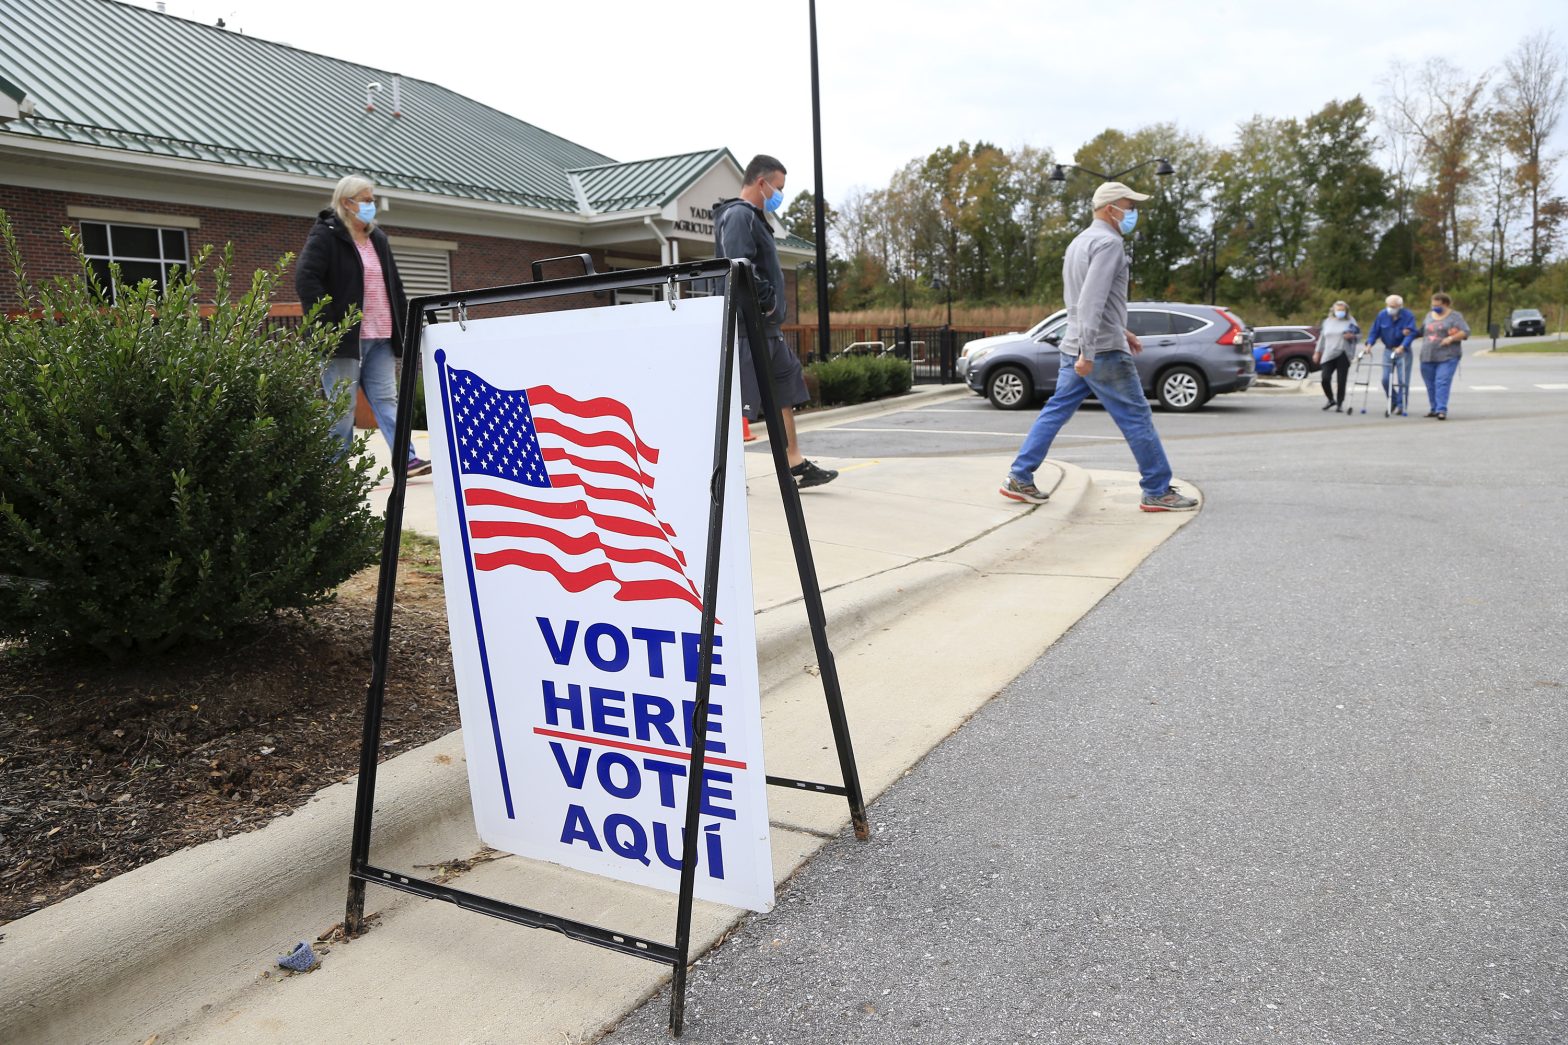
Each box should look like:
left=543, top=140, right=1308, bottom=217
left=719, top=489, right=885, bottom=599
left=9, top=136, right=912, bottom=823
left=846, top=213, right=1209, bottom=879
left=344, top=256, right=867, bottom=1034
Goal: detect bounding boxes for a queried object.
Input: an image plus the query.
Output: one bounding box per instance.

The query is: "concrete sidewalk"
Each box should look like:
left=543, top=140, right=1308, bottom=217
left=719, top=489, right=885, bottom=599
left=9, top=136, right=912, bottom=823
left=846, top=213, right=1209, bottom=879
left=0, top=390, right=1200, bottom=1045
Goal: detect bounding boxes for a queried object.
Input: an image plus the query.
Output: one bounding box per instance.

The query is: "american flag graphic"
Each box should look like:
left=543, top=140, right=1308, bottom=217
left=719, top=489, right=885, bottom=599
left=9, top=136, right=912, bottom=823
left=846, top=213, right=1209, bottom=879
left=442, top=364, right=705, bottom=611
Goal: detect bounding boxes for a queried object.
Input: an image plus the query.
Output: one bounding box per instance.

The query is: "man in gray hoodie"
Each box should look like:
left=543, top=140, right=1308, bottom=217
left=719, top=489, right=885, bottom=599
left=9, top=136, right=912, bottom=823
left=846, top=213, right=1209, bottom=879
left=713, top=154, right=837, bottom=488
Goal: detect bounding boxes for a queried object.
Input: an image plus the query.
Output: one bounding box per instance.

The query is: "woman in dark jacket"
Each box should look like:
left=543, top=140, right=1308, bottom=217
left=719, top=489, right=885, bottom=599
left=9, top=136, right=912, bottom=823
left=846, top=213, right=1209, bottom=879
left=295, top=174, right=429, bottom=475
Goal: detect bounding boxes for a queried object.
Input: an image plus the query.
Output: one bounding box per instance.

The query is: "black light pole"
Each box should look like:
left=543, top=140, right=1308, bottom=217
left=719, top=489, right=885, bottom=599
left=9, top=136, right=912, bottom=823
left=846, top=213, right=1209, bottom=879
left=930, top=275, right=954, bottom=381
left=1207, top=236, right=1219, bottom=305
left=898, top=265, right=910, bottom=354
left=1486, top=217, right=1500, bottom=348
left=808, top=0, right=832, bottom=365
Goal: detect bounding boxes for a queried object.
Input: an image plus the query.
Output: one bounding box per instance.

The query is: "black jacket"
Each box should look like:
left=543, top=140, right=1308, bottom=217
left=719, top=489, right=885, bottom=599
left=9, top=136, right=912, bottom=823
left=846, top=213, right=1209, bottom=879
left=294, top=208, right=408, bottom=358
left=713, top=197, right=785, bottom=332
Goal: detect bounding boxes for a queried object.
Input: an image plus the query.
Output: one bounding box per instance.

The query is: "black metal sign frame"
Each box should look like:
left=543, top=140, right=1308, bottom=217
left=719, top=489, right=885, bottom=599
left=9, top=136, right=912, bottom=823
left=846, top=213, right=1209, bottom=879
left=343, top=257, right=867, bottom=1035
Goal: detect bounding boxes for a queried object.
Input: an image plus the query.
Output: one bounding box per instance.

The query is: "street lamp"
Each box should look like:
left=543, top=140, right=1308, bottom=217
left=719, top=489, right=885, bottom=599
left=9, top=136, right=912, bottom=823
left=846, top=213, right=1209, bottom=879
left=891, top=264, right=911, bottom=359
left=929, top=274, right=953, bottom=329
left=1049, top=157, right=1175, bottom=183
left=1486, top=218, right=1501, bottom=348
left=929, top=274, right=955, bottom=381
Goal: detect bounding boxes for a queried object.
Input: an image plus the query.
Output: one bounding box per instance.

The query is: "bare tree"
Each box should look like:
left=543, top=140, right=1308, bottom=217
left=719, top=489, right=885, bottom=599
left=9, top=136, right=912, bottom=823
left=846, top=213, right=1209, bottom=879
left=1382, top=58, right=1491, bottom=275
left=1494, top=30, right=1567, bottom=265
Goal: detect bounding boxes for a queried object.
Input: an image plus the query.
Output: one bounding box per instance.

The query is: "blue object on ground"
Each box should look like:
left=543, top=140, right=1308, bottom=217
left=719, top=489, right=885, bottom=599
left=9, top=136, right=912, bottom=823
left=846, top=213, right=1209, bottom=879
left=277, top=940, right=318, bottom=972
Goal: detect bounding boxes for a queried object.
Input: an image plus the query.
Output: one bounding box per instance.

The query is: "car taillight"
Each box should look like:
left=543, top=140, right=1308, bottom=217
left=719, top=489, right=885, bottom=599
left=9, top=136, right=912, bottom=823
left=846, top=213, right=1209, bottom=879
left=1262, top=350, right=1273, bottom=363
left=1216, top=310, right=1244, bottom=346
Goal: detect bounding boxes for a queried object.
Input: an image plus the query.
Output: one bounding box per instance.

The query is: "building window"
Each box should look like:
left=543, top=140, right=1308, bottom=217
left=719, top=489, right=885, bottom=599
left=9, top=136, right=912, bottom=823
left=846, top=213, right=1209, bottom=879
left=79, top=221, right=189, bottom=299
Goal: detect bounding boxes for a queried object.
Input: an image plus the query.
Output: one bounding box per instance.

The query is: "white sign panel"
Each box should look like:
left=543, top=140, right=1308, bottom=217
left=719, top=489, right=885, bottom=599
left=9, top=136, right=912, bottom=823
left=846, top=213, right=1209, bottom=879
left=421, top=297, right=773, bottom=913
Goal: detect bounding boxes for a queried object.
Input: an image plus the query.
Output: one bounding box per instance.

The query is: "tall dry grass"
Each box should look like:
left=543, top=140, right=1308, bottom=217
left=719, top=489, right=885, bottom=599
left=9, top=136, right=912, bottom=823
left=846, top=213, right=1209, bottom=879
left=819, top=304, right=1051, bottom=329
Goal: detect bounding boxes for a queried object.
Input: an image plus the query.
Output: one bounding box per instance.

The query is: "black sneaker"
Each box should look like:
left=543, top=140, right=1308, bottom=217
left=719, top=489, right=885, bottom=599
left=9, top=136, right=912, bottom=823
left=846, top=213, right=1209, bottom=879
left=791, top=459, right=838, bottom=488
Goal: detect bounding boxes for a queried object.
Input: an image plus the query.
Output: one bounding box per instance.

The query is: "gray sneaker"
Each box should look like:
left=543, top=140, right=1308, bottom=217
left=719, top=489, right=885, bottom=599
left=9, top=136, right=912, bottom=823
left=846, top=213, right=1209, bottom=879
left=1139, top=487, right=1199, bottom=512
left=999, top=476, right=1049, bottom=504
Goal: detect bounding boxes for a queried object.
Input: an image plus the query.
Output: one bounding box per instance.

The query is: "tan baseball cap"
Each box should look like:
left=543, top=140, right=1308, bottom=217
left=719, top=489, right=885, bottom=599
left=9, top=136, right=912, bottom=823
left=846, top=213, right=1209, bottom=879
left=1091, top=181, right=1152, bottom=209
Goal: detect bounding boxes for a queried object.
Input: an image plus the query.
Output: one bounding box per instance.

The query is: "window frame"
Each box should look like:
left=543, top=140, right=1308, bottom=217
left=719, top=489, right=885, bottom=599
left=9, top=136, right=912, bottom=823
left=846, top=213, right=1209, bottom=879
left=79, top=219, right=190, bottom=301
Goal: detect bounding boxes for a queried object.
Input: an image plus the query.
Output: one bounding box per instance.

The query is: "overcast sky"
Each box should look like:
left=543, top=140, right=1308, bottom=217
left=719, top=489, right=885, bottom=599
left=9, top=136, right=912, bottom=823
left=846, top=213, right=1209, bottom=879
left=141, top=0, right=1565, bottom=207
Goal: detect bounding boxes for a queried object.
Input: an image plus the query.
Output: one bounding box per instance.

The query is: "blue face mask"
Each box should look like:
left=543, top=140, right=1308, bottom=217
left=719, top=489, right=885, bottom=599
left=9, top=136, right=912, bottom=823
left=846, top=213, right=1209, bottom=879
left=1114, top=205, right=1138, bottom=235
left=763, top=183, right=784, bottom=214
left=355, top=200, right=377, bottom=224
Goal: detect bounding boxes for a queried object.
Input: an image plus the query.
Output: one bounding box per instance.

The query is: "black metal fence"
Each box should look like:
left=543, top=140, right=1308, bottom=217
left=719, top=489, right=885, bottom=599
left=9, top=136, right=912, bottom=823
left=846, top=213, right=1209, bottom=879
left=782, top=324, right=1013, bottom=384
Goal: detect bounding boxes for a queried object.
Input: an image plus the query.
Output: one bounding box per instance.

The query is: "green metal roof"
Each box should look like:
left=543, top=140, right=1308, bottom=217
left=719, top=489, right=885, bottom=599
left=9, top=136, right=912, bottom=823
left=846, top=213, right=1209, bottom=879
left=0, top=0, right=641, bottom=211
left=572, top=149, right=737, bottom=214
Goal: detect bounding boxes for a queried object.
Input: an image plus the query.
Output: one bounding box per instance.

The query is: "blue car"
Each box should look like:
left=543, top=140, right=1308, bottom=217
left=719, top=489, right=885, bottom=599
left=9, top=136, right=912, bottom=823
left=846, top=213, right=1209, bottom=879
left=1253, top=343, right=1275, bottom=376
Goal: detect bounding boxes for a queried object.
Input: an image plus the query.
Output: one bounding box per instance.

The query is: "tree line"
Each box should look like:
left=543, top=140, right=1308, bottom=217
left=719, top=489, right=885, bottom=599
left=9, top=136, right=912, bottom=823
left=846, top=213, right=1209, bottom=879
left=784, top=30, right=1567, bottom=329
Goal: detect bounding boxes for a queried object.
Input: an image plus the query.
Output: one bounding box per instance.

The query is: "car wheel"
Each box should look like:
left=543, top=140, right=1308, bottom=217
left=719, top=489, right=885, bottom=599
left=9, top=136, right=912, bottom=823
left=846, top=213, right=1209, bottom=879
left=1282, top=357, right=1310, bottom=381
left=986, top=366, right=1033, bottom=410
left=1157, top=365, right=1207, bottom=412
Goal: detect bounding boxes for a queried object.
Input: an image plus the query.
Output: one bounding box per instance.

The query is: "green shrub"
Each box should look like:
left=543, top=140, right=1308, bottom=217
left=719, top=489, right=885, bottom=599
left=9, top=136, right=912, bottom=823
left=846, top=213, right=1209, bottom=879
left=856, top=355, right=891, bottom=399
left=808, top=357, right=869, bottom=405
left=877, top=355, right=913, bottom=396
left=0, top=213, right=381, bottom=658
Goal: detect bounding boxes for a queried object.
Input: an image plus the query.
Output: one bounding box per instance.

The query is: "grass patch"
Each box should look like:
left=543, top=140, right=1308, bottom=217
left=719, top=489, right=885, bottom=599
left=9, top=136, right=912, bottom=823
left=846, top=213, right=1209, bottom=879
left=1489, top=340, right=1568, bottom=353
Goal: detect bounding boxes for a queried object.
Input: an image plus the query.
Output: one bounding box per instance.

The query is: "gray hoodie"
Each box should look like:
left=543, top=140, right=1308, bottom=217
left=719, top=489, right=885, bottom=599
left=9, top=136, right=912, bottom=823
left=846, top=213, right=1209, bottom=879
left=713, top=197, right=786, bottom=333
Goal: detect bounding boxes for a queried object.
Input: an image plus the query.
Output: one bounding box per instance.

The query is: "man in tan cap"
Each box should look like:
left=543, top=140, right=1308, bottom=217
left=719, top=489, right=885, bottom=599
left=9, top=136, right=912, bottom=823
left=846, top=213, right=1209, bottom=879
left=999, top=181, right=1197, bottom=512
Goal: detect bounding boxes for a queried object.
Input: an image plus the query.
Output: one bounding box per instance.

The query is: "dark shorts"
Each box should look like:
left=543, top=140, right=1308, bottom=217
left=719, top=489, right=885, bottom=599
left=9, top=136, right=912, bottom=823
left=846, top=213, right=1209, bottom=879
left=738, top=332, right=809, bottom=422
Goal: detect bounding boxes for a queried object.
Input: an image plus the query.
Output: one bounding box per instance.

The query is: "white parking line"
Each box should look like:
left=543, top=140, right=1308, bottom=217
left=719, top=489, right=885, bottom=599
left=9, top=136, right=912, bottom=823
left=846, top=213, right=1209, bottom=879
left=828, top=426, right=1123, bottom=439
left=1536, top=383, right=1568, bottom=390
left=1468, top=385, right=1508, bottom=391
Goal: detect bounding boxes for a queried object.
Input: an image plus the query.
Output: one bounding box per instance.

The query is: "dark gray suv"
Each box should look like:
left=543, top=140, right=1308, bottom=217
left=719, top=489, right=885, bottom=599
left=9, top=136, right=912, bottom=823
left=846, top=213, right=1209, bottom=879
left=958, top=302, right=1256, bottom=411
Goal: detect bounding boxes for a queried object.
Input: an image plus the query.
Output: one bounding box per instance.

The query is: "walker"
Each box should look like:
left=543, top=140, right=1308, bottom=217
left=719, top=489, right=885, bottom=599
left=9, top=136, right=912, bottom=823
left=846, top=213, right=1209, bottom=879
left=1349, top=348, right=1408, bottom=418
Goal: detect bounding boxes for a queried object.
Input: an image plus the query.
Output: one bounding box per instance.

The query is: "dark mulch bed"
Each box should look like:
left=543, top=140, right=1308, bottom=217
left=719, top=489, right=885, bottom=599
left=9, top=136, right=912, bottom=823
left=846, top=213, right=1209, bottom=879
left=0, top=535, right=457, bottom=925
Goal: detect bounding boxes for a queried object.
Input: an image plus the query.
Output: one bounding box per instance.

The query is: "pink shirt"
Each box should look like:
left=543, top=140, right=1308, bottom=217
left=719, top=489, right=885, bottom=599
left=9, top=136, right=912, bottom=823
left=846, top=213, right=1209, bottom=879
left=355, top=238, right=393, bottom=340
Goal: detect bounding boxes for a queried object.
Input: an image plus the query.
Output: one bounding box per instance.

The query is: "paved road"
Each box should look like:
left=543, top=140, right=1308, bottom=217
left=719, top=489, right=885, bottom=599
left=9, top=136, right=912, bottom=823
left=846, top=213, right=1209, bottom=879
left=607, top=348, right=1567, bottom=1044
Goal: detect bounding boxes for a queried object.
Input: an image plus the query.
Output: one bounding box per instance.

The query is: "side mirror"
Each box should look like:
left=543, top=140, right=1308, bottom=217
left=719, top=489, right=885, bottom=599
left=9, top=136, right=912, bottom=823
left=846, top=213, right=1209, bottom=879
left=1043, top=333, right=1061, bottom=346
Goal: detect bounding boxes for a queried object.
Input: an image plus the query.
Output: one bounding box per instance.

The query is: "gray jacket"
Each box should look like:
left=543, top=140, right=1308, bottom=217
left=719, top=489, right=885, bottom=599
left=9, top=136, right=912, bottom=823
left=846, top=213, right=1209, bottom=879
left=1060, top=218, right=1128, bottom=361
left=713, top=197, right=786, bottom=333
left=1316, top=315, right=1359, bottom=363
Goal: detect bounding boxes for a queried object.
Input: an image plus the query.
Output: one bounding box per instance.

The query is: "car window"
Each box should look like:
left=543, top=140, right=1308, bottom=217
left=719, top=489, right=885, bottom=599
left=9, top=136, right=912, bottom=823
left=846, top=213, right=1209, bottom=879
left=1127, top=310, right=1171, bottom=336
left=1035, top=318, right=1069, bottom=343
left=1252, top=330, right=1279, bottom=343
left=1169, top=313, right=1206, bottom=335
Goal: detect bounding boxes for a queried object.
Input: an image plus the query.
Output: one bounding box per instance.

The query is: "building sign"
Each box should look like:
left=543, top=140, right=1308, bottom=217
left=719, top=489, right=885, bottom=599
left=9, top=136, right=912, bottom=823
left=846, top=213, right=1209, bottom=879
left=672, top=205, right=715, bottom=238
left=421, top=298, right=774, bottom=912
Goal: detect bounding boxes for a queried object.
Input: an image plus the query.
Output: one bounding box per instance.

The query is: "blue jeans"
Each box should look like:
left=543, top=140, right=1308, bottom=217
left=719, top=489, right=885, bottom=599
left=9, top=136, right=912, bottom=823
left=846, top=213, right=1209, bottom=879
left=322, top=338, right=413, bottom=462
left=1380, top=347, right=1412, bottom=411
left=1009, top=350, right=1174, bottom=497
left=1420, top=357, right=1460, bottom=413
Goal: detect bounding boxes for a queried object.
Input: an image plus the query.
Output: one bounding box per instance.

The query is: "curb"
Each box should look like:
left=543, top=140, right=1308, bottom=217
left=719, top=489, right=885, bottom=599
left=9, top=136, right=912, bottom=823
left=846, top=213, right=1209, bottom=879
left=1, top=455, right=1077, bottom=1045
left=751, top=383, right=972, bottom=439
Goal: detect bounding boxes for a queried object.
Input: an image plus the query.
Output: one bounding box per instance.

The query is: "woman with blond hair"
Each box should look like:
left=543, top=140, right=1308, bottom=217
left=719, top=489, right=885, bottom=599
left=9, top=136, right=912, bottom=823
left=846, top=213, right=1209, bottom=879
left=295, top=174, right=429, bottom=475
left=1311, top=299, right=1359, bottom=412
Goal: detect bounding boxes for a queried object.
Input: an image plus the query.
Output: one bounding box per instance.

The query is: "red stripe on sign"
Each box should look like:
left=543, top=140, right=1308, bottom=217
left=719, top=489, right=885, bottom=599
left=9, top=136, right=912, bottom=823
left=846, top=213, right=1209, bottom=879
left=468, top=549, right=705, bottom=611
left=533, top=727, right=749, bottom=771
left=527, top=385, right=661, bottom=464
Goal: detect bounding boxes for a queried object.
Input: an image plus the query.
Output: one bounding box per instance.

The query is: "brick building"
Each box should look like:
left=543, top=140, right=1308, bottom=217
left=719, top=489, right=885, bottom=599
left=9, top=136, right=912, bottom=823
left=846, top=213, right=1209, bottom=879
left=0, top=0, right=807, bottom=317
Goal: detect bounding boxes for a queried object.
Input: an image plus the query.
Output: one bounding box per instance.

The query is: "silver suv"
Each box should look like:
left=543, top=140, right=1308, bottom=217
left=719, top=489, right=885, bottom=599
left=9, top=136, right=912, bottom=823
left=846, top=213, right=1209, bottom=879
left=958, top=302, right=1256, bottom=411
